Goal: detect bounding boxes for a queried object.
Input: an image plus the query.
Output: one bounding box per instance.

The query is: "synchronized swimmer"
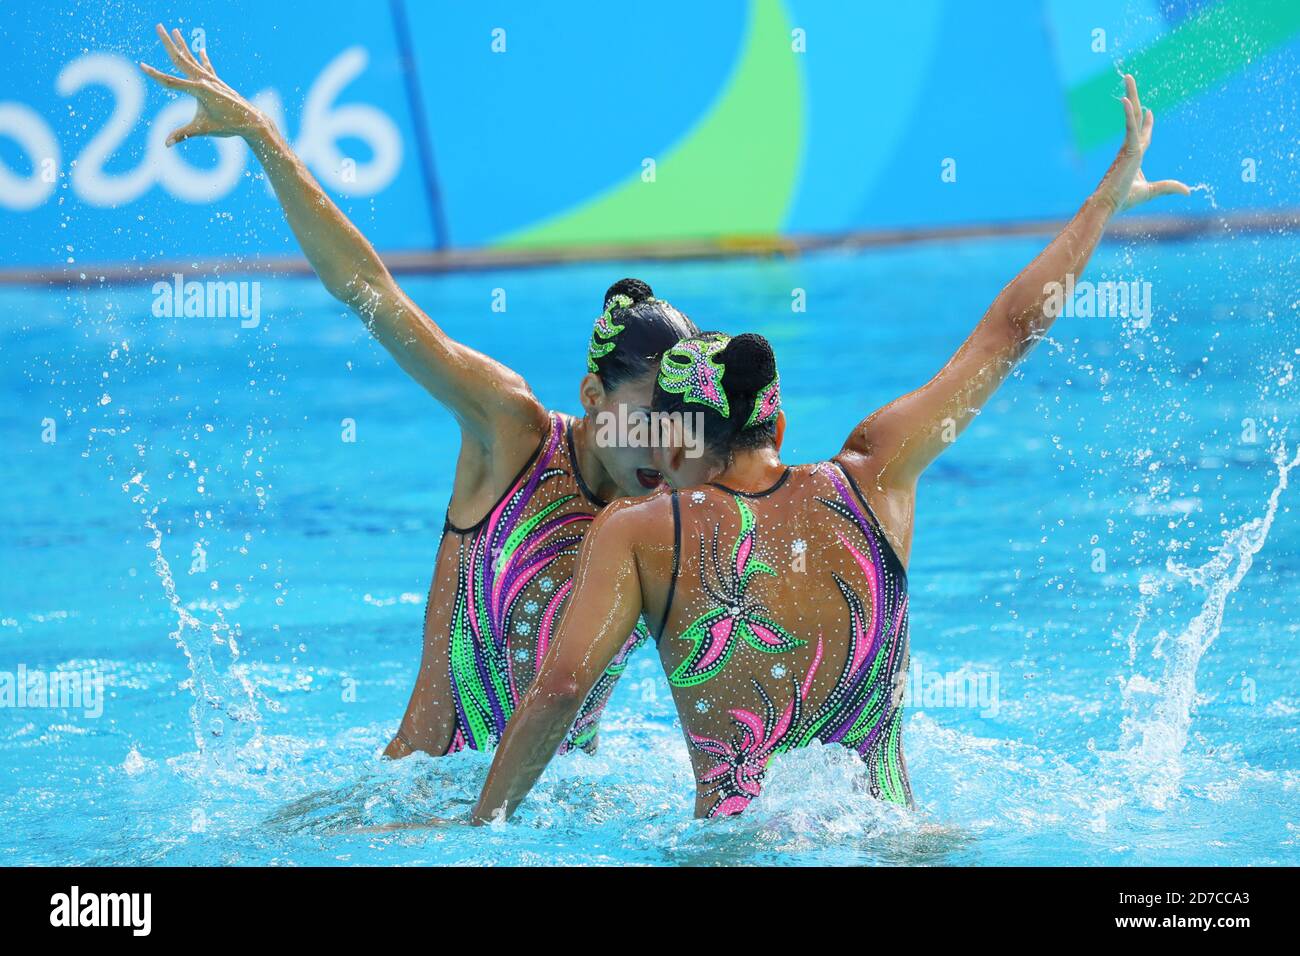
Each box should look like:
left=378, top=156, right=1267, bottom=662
left=142, top=25, right=696, bottom=759
left=140, top=25, right=1188, bottom=821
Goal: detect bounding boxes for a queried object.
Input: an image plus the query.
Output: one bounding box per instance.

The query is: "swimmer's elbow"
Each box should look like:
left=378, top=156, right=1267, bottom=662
left=322, top=261, right=394, bottom=313
left=532, top=672, right=584, bottom=708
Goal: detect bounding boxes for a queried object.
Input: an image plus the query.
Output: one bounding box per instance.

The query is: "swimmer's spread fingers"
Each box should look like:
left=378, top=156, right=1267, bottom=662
left=154, top=23, right=202, bottom=78
left=171, top=28, right=209, bottom=76
left=139, top=24, right=265, bottom=145
left=1124, top=73, right=1154, bottom=150
left=1124, top=73, right=1142, bottom=124
left=138, top=61, right=197, bottom=92
left=1118, top=74, right=1149, bottom=153
left=137, top=61, right=206, bottom=145
left=1147, top=179, right=1192, bottom=198
left=197, top=44, right=216, bottom=75
left=164, top=119, right=206, bottom=149
left=1107, top=74, right=1191, bottom=211
left=140, top=25, right=205, bottom=97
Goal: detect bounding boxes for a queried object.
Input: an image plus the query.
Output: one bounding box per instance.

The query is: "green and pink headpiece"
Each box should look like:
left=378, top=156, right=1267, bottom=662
left=587, top=293, right=634, bottom=373
left=657, top=332, right=781, bottom=429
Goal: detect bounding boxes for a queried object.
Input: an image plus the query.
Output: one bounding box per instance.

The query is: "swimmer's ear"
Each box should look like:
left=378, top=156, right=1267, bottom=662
left=773, top=410, right=787, bottom=452
left=579, top=372, right=606, bottom=416
left=665, top=441, right=689, bottom=475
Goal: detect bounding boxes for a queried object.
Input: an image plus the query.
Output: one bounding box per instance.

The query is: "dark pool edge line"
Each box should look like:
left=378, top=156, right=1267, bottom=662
left=5, top=210, right=1297, bottom=288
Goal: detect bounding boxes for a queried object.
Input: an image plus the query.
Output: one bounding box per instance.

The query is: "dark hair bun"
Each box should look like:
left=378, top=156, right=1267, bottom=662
left=721, top=333, right=777, bottom=396
left=604, top=277, right=654, bottom=309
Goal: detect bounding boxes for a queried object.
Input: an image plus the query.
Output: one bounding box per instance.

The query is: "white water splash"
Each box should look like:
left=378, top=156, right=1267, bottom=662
left=1187, top=182, right=1218, bottom=210
left=1114, top=443, right=1299, bottom=808
left=122, top=470, right=266, bottom=759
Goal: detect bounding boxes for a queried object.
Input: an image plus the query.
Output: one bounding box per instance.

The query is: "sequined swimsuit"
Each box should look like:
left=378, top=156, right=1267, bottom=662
left=403, top=412, right=648, bottom=755
left=655, top=461, right=911, bottom=816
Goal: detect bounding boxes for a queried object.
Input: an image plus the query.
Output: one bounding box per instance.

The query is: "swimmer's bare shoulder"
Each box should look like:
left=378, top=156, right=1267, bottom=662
left=584, top=488, right=677, bottom=618
left=587, top=487, right=675, bottom=553
left=833, top=445, right=915, bottom=571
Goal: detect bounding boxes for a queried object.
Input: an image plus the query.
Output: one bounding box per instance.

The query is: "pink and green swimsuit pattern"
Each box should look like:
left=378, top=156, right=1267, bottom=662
left=657, top=461, right=912, bottom=816
left=435, top=413, right=648, bottom=754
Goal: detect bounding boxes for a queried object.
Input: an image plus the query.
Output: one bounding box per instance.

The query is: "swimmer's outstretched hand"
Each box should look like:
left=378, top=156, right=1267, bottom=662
left=1099, top=74, right=1191, bottom=213
left=139, top=24, right=266, bottom=146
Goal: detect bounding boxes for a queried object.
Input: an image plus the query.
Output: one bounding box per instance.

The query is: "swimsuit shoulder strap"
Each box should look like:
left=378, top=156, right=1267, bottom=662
left=443, top=414, right=558, bottom=535
left=562, top=413, right=608, bottom=508
left=827, top=458, right=908, bottom=582
left=656, top=489, right=682, bottom=644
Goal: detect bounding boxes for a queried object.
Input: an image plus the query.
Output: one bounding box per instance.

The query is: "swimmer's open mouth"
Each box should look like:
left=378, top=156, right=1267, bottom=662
left=636, top=468, right=662, bottom=489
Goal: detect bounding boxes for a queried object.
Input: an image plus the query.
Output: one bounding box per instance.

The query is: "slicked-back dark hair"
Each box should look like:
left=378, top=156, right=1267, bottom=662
left=652, top=332, right=779, bottom=456
left=589, top=278, right=699, bottom=390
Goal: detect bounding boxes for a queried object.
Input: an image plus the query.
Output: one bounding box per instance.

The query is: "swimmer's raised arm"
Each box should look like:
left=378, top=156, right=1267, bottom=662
left=139, top=25, right=541, bottom=443
left=841, top=75, right=1188, bottom=554
left=470, top=503, right=648, bottom=824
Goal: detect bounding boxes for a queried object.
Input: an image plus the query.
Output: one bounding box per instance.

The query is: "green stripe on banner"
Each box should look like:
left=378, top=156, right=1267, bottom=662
left=497, top=0, right=803, bottom=247
left=1068, top=0, right=1300, bottom=151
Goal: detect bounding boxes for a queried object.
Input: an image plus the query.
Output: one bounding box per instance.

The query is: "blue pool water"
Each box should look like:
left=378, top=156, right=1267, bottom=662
left=2, top=233, right=1298, bottom=866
